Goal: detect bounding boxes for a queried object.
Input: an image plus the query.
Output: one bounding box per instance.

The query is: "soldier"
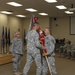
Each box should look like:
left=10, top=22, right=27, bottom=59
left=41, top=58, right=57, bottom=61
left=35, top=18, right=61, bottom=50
left=10, top=32, right=23, bottom=75
left=66, top=41, right=72, bottom=58
left=58, top=40, right=71, bottom=57
left=58, top=46, right=64, bottom=56
left=70, top=44, right=75, bottom=59
left=62, top=40, right=72, bottom=58
left=23, top=22, right=45, bottom=75
left=42, top=27, right=57, bottom=75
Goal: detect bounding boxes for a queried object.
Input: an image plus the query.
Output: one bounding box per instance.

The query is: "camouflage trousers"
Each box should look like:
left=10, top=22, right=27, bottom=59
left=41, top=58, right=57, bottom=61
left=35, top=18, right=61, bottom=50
left=12, top=54, right=22, bottom=72
left=42, top=56, right=57, bottom=75
left=23, top=53, right=42, bottom=75
left=66, top=50, right=71, bottom=58
left=71, top=50, right=75, bottom=58
left=59, top=47, right=64, bottom=55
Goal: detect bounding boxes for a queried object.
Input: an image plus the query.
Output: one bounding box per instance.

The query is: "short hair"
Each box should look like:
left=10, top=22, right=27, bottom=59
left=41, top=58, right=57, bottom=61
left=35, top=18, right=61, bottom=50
left=33, top=22, right=39, bottom=26
left=14, top=31, right=20, bottom=37
left=45, top=27, right=50, bottom=31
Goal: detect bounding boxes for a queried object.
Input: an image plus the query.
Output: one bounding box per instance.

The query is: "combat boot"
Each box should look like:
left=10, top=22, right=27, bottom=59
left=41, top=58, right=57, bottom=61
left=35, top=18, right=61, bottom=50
left=17, top=71, right=22, bottom=75
left=14, top=72, right=20, bottom=75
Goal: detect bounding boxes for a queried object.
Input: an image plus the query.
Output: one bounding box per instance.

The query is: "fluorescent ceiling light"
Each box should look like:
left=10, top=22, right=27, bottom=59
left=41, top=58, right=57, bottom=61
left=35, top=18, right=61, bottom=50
left=56, top=5, right=67, bottom=9
left=7, top=2, right=22, bottom=7
left=45, top=0, right=57, bottom=3
left=39, top=13, right=48, bottom=16
left=16, top=15, right=26, bottom=17
left=25, top=8, right=37, bottom=12
left=0, top=11, right=12, bottom=14
left=65, top=11, right=74, bottom=14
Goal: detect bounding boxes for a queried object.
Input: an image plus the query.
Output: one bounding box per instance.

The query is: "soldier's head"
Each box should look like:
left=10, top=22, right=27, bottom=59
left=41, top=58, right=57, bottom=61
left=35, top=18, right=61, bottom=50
left=44, top=27, right=50, bottom=36
left=32, top=22, right=40, bottom=31
left=15, top=31, right=20, bottom=38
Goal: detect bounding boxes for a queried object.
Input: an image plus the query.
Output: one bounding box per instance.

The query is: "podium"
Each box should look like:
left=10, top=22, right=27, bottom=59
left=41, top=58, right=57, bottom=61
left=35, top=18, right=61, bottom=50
left=0, top=54, right=12, bottom=65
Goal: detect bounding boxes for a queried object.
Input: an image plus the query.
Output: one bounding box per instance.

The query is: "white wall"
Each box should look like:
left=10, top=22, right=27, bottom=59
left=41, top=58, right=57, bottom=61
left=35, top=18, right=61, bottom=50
left=0, top=14, right=23, bottom=40
left=8, top=16, right=23, bottom=40
left=51, top=17, right=75, bottom=44
left=0, top=13, right=75, bottom=46
left=0, top=14, right=24, bottom=53
left=23, top=16, right=75, bottom=43
left=23, top=17, right=50, bottom=33
left=0, top=14, right=8, bottom=38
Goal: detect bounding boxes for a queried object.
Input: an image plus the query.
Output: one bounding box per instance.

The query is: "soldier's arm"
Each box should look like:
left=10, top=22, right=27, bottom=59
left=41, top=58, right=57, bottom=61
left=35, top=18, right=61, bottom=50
left=47, top=37, right=55, bottom=55
left=19, top=40, right=23, bottom=52
left=34, top=33, right=43, bottom=49
left=51, top=36, right=56, bottom=44
left=63, top=44, right=67, bottom=49
left=10, top=39, right=15, bottom=54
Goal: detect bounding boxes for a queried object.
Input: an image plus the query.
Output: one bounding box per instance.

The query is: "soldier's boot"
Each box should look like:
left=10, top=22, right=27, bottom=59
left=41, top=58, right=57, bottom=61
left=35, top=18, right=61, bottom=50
left=17, top=71, right=22, bottom=75
left=22, top=73, right=26, bottom=75
left=65, top=52, right=69, bottom=58
left=14, top=72, right=20, bottom=75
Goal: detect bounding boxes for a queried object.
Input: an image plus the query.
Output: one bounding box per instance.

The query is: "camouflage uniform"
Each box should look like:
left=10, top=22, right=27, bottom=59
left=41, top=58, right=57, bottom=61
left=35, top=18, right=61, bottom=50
left=58, top=42, right=71, bottom=57
left=71, top=44, right=75, bottom=58
left=58, top=46, right=64, bottom=56
left=10, top=38, right=23, bottom=72
left=62, top=43, right=72, bottom=58
left=23, top=30, right=43, bottom=75
left=66, top=44, right=72, bottom=58
left=42, top=35, right=57, bottom=75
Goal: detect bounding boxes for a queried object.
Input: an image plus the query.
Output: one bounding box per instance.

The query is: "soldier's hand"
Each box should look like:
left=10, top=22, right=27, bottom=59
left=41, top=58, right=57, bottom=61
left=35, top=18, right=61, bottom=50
left=44, top=52, right=49, bottom=56
left=12, top=54, right=15, bottom=58
left=42, top=46, right=46, bottom=50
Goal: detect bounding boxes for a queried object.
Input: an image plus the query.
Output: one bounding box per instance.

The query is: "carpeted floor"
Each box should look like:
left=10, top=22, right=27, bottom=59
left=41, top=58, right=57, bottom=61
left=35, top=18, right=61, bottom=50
left=0, top=52, right=75, bottom=75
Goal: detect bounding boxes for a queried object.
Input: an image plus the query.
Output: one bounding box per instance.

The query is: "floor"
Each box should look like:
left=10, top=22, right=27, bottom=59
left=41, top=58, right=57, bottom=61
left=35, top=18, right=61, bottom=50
left=0, top=52, right=75, bottom=75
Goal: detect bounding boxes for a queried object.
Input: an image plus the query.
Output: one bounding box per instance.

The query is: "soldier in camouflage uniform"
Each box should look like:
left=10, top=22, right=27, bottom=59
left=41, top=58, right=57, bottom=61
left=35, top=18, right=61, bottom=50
left=66, top=41, right=72, bottom=58
left=23, top=22, right=45, bottom=75
left=58, top=46, right=64, bottom=56
left=62, top=41, right=72, bottom=58
left=58, top=40, right=71, bottom=57
left=10, top=32, right=23, bottom=75
left=42, top=27, right=57, bottom=75
left=70, top=44, right=75, bottom=59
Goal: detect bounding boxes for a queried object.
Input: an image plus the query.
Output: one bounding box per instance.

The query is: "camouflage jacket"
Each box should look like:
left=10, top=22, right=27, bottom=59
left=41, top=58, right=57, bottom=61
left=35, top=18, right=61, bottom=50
left=45, top=35, right=56, bottom=56
left=63, top=44, right=72, bottom=50
left=27, top=29, right=43, bottom=54
left=10, top=38, right=23, bottom=55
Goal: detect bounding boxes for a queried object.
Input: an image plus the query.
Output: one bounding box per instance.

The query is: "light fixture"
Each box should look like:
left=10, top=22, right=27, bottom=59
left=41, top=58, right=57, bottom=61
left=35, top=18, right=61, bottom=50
left=45, top=0, right=57, bottom=3
left=0, top=11, right=12, bottom=14
left=7, top=2, right=22, bottom=7
left=65, top=11, right=74, bottom=14
left=25, top=8, right=37, bottom=12
left=16, top=15, right=26, bottom=17
left=56, top=5, right=67, bottom=9
left=39, top=13, right=48, bottom=16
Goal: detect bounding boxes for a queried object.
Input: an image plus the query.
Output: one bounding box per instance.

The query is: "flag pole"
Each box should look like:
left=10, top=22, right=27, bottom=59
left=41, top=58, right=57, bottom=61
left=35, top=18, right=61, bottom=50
left=7, top=28, right=10, bottom=53
left=39, top=31, right=52, bottom=75
left=2, top=26, right=5, bottom=54
left=44, top=54, right=52, bottom=75
left=26, top=15, right=34, bottom=39
left=5, top=27, right=7, bottom=53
